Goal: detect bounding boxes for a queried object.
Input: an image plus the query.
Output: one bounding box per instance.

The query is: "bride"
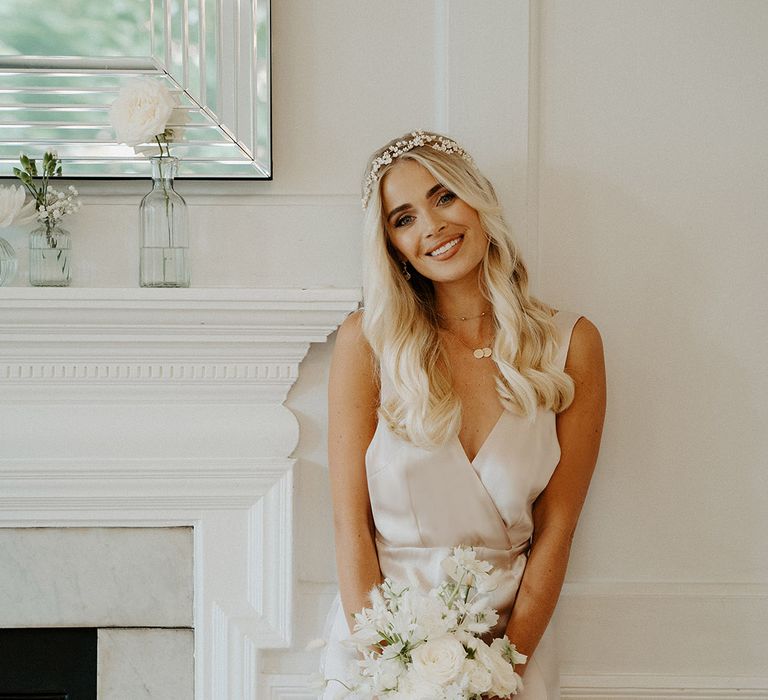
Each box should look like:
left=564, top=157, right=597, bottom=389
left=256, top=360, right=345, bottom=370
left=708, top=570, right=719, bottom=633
left=320, top=130, right=606, bottom=699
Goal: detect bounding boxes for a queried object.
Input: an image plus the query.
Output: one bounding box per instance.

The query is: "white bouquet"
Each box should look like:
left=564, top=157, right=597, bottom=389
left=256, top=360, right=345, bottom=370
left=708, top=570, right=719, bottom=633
left=313, top=546, right=527, bottom=699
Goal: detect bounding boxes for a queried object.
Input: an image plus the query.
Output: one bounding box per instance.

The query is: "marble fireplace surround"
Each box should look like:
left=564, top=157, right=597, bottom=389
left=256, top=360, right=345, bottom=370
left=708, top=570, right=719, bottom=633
left=0, top=287, right=360, bottom=700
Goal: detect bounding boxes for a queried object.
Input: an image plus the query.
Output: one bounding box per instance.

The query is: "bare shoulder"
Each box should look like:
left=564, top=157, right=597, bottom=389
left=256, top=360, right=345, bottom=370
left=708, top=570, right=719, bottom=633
left=327, top=310, right=379, bottom=537
left=330, top=309, right=379, bottom=405
left=333, top=310, right=376, bottom=374
left=533, top=315, right=606, bottom=539
left=336, top=308, right=367, bottom=346
left=564, top=316, right=605, bottom=380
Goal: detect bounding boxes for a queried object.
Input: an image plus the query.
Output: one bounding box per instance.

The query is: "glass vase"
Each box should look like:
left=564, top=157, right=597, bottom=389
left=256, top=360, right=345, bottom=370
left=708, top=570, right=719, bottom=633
left=0, top=236, right=18, bottom=286
left=29, top=224, right=71, bottom=286
left=139, top=156, right=190, bottom=288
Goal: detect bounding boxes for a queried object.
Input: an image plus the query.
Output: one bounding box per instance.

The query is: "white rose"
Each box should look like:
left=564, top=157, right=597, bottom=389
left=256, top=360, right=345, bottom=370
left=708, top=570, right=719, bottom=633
left=0, top=185, right=27, bottom=228
left=109, top=78, right=178, bottom=146
left=475, top=640, right=522, bottom=697
left=461, top=658, right=492, bottom=695
left=411, top=635, right=465, bottom=686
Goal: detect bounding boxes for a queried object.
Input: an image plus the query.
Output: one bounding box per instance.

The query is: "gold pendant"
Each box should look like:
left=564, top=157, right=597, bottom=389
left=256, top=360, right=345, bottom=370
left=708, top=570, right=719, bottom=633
left=473, top=347, right=492, bottom=359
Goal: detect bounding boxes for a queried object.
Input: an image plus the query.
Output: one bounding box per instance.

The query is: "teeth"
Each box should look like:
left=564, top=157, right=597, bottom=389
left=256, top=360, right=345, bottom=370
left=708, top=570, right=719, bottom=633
left=428, top=236, right=461, bottom=256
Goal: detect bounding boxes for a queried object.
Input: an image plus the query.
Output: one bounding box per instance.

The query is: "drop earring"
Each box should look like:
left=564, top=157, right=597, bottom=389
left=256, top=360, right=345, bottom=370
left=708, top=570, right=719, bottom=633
left=401, top=260, right=412, bottom=281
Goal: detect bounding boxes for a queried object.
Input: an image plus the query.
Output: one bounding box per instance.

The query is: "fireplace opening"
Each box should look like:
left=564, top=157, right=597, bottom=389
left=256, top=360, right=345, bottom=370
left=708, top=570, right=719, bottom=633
left=0, top=628, right=96, bottom=699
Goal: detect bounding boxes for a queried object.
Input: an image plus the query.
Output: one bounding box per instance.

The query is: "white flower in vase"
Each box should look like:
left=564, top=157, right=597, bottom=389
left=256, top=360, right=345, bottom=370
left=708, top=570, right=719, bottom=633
left=109, top=77, right=178, bottom=150
left=110, top=78, right=191, bottom=288
left=12, top=153, right=82, bottom=238
left=11, top=152, right=80, bottom=286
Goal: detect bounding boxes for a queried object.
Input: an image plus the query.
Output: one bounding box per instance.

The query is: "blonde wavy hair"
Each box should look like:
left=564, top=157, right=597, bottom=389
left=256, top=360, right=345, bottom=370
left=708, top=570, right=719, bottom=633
left=361, top=131, right=575, bottom=449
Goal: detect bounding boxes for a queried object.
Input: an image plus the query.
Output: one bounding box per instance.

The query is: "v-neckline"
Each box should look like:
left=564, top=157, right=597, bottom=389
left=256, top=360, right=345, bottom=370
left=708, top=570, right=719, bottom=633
left=454, top=309, right=562, bottom=466
left=456, top=409, right=506, bottom=466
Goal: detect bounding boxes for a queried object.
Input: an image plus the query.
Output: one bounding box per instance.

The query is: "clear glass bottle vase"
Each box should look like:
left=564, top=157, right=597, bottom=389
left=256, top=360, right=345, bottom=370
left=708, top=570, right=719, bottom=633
left=29, top=224, right=72, bottom=286
left=139, top=156, right=190, bottom=288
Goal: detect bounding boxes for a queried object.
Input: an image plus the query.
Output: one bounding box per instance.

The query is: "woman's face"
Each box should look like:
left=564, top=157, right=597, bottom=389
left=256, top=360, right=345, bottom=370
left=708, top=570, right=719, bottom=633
left=380, top=159, right=487, bottom=286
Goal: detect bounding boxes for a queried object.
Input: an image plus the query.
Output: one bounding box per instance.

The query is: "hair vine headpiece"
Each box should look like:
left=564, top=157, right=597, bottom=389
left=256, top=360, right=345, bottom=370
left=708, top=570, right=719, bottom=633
left=361, top=130, right=475, bottom=209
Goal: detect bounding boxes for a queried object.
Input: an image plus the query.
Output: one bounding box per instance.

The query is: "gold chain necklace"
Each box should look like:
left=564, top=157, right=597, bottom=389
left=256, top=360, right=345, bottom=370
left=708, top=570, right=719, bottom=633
left=436, top=309, right=490, bottom=322
left=442, top=327, right=494, bottom=359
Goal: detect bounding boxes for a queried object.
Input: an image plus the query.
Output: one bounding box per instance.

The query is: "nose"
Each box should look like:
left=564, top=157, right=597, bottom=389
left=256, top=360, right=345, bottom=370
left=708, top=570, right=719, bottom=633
left=423, top=210, right=447, bottom=238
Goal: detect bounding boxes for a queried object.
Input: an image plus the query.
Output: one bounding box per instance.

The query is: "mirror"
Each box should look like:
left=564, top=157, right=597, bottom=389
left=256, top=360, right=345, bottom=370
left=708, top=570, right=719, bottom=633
left=0, top=0, right=271, bottom=179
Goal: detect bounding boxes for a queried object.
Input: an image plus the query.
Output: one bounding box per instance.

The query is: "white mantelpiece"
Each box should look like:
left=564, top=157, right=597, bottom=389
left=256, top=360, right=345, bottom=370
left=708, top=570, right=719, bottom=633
left=0, top=287, right=360, bottom=700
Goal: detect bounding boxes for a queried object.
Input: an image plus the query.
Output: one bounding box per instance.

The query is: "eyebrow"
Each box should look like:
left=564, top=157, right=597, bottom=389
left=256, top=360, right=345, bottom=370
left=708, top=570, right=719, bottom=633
left=386, top=183, right=444, bottom=223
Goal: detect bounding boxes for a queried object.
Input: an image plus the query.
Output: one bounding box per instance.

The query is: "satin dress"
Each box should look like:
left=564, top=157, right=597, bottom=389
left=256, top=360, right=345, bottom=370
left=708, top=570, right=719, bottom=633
left=320, top=310, right=582, bottom=699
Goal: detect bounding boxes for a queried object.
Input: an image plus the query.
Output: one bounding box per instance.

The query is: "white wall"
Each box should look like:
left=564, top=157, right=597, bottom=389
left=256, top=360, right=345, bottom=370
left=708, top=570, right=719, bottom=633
left=537, top=1, right=768, bottom=693
left=3, top=1, right=766, bottom=697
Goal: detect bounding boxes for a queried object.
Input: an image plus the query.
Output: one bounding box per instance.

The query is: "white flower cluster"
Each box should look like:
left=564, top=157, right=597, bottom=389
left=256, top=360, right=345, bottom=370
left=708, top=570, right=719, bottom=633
left=314, top=546, right=527, bottom=699
left=362, top=130, right=476, bottom=210
left=36, top=185, right=81, bottom=227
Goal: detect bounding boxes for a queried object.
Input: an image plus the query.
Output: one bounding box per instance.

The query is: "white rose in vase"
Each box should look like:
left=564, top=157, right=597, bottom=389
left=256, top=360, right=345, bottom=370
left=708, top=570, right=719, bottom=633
left=109, top=77, right=178, bottom=147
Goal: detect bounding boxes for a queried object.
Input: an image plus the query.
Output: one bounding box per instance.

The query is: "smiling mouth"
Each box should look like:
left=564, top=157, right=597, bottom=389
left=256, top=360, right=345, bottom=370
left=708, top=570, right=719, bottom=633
left=427, top=235, right=463, bottom=257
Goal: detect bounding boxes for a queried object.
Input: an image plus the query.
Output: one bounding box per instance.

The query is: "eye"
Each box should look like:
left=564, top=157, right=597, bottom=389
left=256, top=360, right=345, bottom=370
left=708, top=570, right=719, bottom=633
left=437, top=191, right=456, bottom=205
left=394, top=214, right=415, bottom=228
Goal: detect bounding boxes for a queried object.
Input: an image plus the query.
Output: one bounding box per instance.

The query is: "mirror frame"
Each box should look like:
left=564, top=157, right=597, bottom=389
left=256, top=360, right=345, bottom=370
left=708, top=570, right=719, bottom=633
left=0, top=0, right=271, bottom=180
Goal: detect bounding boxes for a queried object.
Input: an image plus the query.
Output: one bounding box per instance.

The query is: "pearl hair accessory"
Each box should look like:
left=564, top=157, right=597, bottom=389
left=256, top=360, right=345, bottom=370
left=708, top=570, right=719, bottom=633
left=362, top=130, right=475, bottom=209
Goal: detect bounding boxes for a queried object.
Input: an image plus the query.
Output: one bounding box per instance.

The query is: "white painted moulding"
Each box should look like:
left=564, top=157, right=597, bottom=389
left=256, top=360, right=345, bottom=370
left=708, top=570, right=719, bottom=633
left=555, top=582, right=768, bottom=679
left=259, top=673, right=768, bottom=700
left=0, top=287, right=360, bottom=403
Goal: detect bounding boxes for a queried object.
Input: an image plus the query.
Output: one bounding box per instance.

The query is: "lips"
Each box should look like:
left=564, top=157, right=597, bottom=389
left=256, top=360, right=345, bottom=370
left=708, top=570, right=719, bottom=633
left=426, top=234, right=463, bottom=257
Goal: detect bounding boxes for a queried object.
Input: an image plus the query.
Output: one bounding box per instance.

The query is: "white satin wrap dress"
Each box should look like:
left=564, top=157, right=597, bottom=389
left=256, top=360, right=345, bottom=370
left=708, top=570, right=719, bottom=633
left=320, top=310, right=582, bottom=699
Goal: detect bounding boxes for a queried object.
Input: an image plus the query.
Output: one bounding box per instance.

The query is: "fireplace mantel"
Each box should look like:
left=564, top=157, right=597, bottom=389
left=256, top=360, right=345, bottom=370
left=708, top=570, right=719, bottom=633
left=0, top=287, right=360, bottom=399
left=0, top=287, right=360, bottom=700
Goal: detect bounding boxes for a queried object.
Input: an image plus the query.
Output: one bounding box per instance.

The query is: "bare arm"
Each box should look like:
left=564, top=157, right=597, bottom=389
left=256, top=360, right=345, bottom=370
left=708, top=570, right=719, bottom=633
left=328, top=310, right=384, bottom=634
left=502, top=317, right=607, bottom=677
